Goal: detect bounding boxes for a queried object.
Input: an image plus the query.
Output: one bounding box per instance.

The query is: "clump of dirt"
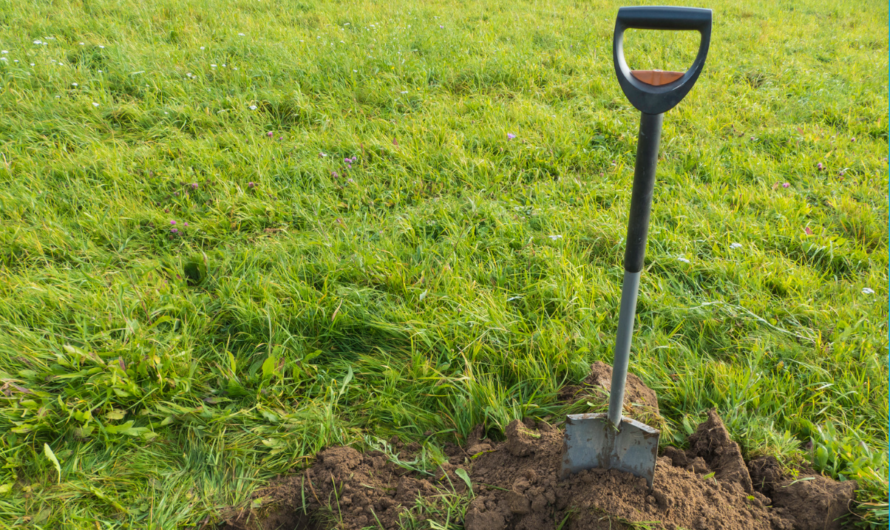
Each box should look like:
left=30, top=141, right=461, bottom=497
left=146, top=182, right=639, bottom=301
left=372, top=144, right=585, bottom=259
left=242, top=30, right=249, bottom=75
left=217, top=365, right=858, bottom=530
left=747, top=456, right=857, bottom=530
left=686, top=409, right=755, bottom=494
left=558, top=361, right=660, bottom=426
left=748, top=456, right=785, bottom=496
left=770, top=475, right=857, bottom=530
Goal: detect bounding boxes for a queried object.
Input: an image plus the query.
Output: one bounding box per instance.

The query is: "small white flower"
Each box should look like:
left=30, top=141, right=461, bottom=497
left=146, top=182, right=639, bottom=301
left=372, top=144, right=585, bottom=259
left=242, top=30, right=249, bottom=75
left=353, top=69, right=357, bottom=72
left=71, top=82, right=78, bottom=86
left=222, top=64, right=226, bottom=67
left=238, top=33, right=245, bottom=36
left=677, top=257, right=690, bottom=263
left=98, top=70, right=102, bottom=73
left=249, top=105, right=257, bottom=110
left=200, top=46, right=205, bottom=50
left=210, top=64, right=217, bottom=67
left=92, top=102, right=99, bottom=107
left=42, top=42, right=48, bottom=46
left=98, top=45, right=105, bottom=49
left=548, top=235, right=563, bottom=241
left=233, top=67, right=238, bottom=70
left=1, top=50, right=7, bottom=54
left=164, top=111, right=168, bottom=114
left=400, top=90, right=408, bottom=94
left=79, top=42, right=84, bottom=45
left=730, top=243, right=742, bottom=249
left=862, top=288, right=874, bottom=295
left=29, top=63, right=34, bottom=66
left=33, top=40, right=42, bottom=45
left=13, top=60, right=17, bottom=63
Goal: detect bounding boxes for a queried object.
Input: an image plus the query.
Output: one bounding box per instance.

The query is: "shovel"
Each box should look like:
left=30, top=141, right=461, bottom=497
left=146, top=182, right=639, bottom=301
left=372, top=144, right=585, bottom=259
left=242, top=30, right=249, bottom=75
left=560, top=6, right=712, bottom=489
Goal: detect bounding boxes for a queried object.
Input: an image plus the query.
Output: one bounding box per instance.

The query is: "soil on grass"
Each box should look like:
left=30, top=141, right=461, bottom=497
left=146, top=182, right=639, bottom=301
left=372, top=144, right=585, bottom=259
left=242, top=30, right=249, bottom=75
left=217, top=365, right=857, bottom=530
left=558, top=361, right=660, bottom=426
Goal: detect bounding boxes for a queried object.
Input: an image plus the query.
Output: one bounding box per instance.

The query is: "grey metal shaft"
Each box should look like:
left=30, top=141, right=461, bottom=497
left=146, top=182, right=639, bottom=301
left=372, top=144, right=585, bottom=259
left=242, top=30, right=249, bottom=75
left=608, top=270, right=641, bottom=426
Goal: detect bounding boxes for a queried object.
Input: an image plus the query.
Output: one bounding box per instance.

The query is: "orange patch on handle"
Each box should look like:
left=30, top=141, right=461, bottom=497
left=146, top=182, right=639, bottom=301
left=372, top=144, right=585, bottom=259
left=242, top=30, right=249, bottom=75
left=631, top=70, right=685, bottom=86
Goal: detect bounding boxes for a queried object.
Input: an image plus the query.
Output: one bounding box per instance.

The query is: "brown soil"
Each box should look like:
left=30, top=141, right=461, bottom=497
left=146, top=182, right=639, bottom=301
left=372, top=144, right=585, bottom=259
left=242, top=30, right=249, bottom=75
left=216, top=365, right=857, bottom=530
left=686, top=409, right=755, bottom=494
left=558, top=361, right=660, bottom=427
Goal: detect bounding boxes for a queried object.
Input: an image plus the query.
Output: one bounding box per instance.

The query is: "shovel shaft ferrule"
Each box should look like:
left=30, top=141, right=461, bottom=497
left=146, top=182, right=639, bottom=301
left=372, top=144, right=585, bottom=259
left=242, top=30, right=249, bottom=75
left=609, top=112, right=664, bottom=428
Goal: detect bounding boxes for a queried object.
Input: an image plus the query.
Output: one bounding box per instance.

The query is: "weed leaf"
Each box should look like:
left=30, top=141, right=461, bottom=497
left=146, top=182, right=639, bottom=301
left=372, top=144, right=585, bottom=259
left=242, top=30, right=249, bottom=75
left=43, top=444, right=61, bottom=484
left=454, top=467, right=472, bottom=494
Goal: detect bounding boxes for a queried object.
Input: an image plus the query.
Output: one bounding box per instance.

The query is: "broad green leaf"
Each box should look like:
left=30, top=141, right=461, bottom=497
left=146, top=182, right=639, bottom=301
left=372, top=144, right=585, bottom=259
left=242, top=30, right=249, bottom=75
left=44, top=444, right=61, bottom=484
left=455, top=467, right=473, bottom=495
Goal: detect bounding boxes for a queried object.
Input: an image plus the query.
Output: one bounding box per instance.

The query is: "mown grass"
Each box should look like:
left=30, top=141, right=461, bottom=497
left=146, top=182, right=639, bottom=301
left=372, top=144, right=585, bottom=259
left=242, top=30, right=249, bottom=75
left=0, top=0, right=886, bottom=527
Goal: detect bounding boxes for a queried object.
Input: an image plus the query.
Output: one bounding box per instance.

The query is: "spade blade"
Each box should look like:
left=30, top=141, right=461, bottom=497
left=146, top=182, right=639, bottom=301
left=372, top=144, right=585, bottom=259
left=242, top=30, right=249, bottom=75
left=560, top=413, right=660, bottom=489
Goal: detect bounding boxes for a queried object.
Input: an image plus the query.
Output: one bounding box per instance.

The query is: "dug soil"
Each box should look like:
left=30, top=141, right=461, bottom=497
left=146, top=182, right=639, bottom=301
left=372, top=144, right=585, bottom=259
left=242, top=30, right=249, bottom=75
left=218, top=364, right=857, bottom=530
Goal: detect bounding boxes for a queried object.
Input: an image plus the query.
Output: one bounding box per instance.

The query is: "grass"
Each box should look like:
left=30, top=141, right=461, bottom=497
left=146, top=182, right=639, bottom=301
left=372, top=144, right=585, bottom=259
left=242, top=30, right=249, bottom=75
left=0, top=0, right=886, bottom=527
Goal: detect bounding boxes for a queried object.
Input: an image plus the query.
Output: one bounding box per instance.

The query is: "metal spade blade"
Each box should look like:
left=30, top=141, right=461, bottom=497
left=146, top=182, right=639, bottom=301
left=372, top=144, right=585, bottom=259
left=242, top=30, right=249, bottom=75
left=560, top=413, right=660, bottom=488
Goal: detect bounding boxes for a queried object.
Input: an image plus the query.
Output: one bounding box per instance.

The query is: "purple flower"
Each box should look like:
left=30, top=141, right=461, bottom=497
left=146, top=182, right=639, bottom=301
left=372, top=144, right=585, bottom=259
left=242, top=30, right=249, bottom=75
left=183, top=222, right=189, bottom=227
left=248, top=181, right=256, bottom=188
left=331, top=171, right=339, bottom=178
left=278, top=136, right=283, bottom=140
left=173, top=191, right=179, bottom=196
left=191, top=182, right=198, bottom=188
left=347, top=178, right=355, bottom=183
left=782, top=182, right=790, bottom=188
left=171, top=228, right=178, bottom=234
left=266, top=131, right=273, bottom=137
left=170, top=220, right=176, bottom=225
left=850, top=137, right=856, bottom=142
left=817, top=163, right=823, bottom=170
left=507, top=133, right=516, bottom=140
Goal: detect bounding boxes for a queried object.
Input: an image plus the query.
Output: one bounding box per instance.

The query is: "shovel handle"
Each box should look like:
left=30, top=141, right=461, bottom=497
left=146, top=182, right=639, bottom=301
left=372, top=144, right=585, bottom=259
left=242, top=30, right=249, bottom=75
left=613, top=6, right=712, bottom=115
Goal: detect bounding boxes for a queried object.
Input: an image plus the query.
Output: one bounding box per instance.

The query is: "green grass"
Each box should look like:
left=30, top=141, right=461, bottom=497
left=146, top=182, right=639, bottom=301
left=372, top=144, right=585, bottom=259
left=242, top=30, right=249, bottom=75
left=0, top=0, right=886, bottom=527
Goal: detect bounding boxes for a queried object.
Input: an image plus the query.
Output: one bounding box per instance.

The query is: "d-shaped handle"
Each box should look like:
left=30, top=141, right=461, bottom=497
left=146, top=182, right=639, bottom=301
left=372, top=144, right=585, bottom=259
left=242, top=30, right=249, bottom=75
left=613, top=6, right=712, bottom=115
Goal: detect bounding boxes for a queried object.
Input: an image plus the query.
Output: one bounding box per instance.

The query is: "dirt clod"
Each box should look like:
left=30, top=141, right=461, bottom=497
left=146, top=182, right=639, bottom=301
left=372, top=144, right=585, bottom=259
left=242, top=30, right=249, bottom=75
left=686, top=408, right=754, bottom=493
left=770, top=475, right=857, bottom=530
left=748, top=455, right=785, bottom=495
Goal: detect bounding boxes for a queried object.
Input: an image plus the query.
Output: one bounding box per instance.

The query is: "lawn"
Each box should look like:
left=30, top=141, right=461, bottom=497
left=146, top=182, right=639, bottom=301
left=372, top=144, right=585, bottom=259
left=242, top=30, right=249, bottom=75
left=0, top=0, right=886, bottom=527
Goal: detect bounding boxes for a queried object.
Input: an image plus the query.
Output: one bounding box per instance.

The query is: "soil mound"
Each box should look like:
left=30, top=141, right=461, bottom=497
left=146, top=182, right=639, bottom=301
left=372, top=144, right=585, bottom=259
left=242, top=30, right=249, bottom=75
left=216, top=368, right=858, bottom=530
left=465, top=419, right=778, bottom=530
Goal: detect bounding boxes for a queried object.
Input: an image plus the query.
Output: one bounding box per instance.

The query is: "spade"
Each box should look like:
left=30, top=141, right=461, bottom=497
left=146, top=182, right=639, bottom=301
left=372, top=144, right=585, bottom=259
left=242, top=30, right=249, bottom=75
left=560, top=6, right=713, bottom=489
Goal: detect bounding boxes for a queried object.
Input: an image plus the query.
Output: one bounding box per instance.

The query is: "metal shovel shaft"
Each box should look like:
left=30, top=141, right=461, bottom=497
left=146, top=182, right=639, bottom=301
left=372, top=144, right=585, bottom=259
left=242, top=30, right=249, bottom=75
left=608, top=112, right=663, bottom=426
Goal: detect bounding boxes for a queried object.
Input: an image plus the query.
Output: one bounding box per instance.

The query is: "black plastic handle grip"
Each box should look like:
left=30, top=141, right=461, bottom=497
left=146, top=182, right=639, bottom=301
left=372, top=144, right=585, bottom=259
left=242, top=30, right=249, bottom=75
left=613, top=6, right=712, bottom=115
left=616, top=5, right=711, bottom=30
